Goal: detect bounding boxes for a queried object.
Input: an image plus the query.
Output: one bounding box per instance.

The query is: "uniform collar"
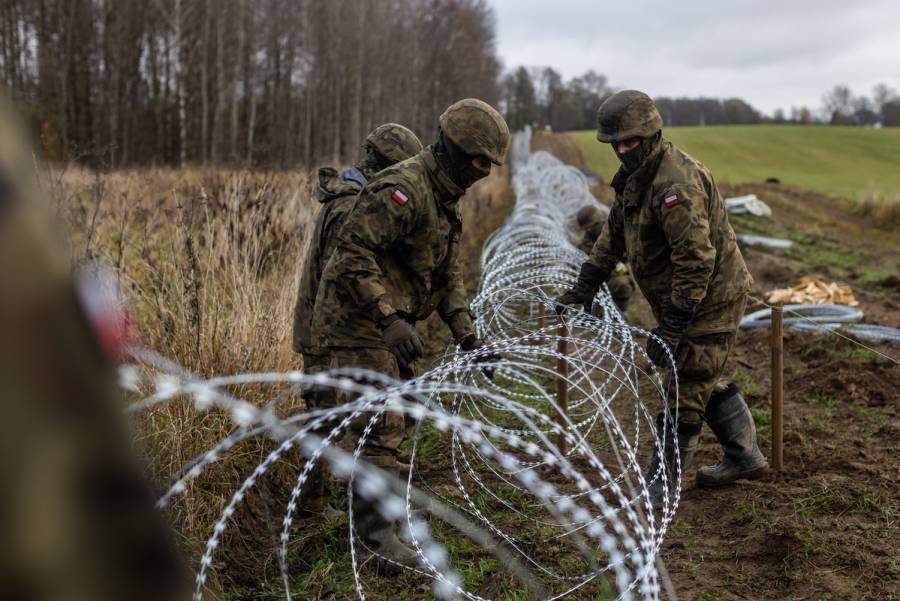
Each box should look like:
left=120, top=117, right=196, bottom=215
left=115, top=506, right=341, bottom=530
left=340, top=166, right=368, bottom=188
left=422, top=146, right=465, bottom=204
left=316, top=166, right=363, bottom=203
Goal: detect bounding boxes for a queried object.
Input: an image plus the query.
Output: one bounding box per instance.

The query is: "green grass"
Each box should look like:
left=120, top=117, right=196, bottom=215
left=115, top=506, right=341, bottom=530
left=568, top=126, right=900, bottom=200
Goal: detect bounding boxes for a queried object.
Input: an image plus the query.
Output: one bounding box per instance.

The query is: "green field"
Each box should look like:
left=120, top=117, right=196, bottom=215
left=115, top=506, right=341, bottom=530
left=568, top=125, right=900, bottom=200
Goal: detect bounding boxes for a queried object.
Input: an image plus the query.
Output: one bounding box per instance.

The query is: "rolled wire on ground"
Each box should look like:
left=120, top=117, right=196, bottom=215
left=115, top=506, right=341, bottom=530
left=124, top=127, right=681, bottom=600
left=742, top=299, right=900, bottom=357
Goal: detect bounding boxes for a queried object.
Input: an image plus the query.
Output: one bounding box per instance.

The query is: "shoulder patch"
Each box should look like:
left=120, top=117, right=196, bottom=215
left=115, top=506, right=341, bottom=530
left=391, top=189, right=410, bottom=206
left=663, top=193, right=680, bottom=208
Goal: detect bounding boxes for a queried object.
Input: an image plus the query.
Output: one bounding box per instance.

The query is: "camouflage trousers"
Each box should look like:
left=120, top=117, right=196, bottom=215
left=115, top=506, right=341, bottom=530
left=666, top=296, right=747, bottom=423
left=300, top=350, right=334, bottom=410
left=329, top=346, right=408, bottom=469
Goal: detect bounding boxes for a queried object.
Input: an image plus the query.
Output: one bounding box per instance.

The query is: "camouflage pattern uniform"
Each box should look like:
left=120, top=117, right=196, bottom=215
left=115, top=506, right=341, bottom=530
left=310, top=100, right=508, bottom=567
left=0, top=109, right=190, bottom=601
left=292, top=124, right=422, bottom=412
left=586, top=136, right=752, bottom=417
left=574, top=204, right=635, bottom=313
left=313, top=148, right=473, bottom=461
left=559, top=90, right=766, bottom=501
left=313, top=100, right=508, bottom=466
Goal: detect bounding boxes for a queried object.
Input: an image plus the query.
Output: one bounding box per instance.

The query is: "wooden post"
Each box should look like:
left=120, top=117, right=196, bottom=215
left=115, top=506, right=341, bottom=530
left=771, top=306, right=784, bottom=471
left=556, top=319, right=569, bottom=454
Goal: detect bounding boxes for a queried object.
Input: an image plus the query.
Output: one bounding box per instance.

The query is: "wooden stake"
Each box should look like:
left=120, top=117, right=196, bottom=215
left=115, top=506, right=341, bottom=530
left=771, top=306, right=784, bottom=471
left=556, top=319, right=569, bottom=454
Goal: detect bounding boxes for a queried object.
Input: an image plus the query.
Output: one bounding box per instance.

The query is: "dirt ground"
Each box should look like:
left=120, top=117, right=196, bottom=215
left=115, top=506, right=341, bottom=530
left=543, top=137, right=900, bottom=600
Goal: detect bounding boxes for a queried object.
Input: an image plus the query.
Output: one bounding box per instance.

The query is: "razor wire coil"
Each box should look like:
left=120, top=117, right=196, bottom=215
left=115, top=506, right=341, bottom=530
left=125, top=126, right=682, bottom=601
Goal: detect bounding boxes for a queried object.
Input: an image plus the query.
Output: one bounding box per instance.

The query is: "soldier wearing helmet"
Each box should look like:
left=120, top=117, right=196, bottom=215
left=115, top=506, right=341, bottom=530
left=311, top=99, right=508, bottom=566
left=292, top=123, right=422, bottom=390
left=572, top=204, right=635, bottom=313
left=556, top=90, right=767, bottom=508
left=291, top=123, right=421, bottom=520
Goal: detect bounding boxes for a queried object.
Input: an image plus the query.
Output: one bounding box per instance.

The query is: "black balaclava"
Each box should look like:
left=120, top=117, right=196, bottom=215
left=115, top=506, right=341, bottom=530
left=357, top=144, right=394, bottom=180
left=615, top=130, right=662, bottom=174
left=434, top=129, right=489, bottom=191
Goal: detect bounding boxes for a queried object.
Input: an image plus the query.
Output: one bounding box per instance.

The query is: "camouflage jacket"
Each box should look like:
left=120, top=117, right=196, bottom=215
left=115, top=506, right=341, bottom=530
left=312, top=147, right=475, bottom=349
left=292, top=167, right=366, bottom=354
left=587, top=138, right=752, bottom=334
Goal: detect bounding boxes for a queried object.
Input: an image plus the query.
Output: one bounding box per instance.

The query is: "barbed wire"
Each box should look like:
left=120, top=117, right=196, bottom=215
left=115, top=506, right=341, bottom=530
left=124, top=127, right=682, bottom=600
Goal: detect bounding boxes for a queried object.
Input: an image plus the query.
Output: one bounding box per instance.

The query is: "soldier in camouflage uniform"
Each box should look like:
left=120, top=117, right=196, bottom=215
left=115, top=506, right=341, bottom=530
left=574, top=204, right=635, bottom=313
left=313, top=98, right=508, bottom=565
left=292, top=124, right=423, bottom=402
left=291, top=124, right=421, bottom=519
left=0, top=107, right=190, bottom=600
left=556, top=90, right=768, bottom=508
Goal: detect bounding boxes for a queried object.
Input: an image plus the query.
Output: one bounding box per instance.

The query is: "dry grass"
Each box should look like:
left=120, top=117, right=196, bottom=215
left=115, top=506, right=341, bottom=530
left=48, top=162, right=514, bottom=588
left=858, top=188, right=900, bottom=229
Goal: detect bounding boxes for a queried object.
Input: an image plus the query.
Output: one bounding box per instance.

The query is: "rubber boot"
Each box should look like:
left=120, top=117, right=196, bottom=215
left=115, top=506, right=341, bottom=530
left=696, top=384, right=769, bottom=487
left=645, top=412, right=701, bottom=510
left=353, top=496, right=419, bottom=573
left=299, top=468, right=343, bottom=519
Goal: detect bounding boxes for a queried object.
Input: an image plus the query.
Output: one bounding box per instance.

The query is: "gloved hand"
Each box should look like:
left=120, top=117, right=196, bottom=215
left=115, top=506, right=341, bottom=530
left=646, top=303, right=693, bottom=368
left=460, top=334, right=500, bottom=379
left=380, top=314, right=424, bottom=365
left=555, top=262, right=609, bottom=315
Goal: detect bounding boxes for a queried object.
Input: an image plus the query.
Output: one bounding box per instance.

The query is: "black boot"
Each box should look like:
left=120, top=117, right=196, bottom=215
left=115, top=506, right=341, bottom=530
left=696, top=384, right=769, bottom=487
left=353, top=495, right=419, bottom=573
left=645, top=412, right=701, bottom=510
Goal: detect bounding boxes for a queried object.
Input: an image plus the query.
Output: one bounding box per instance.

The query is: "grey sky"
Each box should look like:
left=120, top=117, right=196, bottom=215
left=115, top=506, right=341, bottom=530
left=489, top=0, right=900, bottom=115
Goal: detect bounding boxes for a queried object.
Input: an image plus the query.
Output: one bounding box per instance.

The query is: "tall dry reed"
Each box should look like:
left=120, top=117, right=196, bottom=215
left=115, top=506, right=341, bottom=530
left=48, top=163, right=513, bottom=587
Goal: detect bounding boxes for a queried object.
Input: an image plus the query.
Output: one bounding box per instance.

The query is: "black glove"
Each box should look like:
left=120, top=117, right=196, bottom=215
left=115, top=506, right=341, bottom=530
left=460, top=334, right=500, bottom=379
left=646, top=303, right=694, bottom=368
left=380, top=314, right=424, bottom=365
left=555, top=262, right=610, bottom=315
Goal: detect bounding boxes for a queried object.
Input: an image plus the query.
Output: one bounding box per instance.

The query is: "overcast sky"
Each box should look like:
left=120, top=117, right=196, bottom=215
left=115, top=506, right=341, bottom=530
left=489, top=0, right=900, bottom=115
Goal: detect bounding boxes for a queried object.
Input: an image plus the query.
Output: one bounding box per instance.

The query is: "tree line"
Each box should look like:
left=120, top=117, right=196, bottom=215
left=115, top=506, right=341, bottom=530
left=1, top=0, right=499, bottom=168
left=820, top=84, right=900, bottom=127
left=4, top=0, right=898, bottom=169
left=499, top=66, right=768, bottom=131
left=500, top=65, right=900, bottom=131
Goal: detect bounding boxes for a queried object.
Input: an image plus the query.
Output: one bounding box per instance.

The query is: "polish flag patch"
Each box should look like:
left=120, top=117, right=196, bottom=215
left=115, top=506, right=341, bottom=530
left=664, top=193, right=680, bottom=208
left=391, top=189, right=409, bottom=206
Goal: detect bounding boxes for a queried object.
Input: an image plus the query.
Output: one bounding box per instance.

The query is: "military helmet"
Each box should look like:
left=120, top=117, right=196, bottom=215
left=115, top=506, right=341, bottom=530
left=576, top=204, right=604, bottom=229
left=439, top=98, right=510, bottom=165
left=596, top=90, right=663, bottom=143
left=366, top=123, right=423, bottom=164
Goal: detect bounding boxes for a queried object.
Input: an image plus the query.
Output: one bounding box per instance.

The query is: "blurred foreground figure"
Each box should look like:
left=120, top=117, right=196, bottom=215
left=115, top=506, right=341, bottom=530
left=312, top=99, right=508, bottom=567
left=556, top=91, right=768, bottom=509
left=574, top=203, right=635, bottom=313
left=0, top=108, right=191, bottom=601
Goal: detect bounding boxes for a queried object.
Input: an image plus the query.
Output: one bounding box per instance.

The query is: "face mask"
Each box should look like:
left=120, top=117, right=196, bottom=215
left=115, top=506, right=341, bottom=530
left=614, top=132, right=661, bottom=173
left=616, top=144, right=644, bottom=172
left=358, top=144, right=393, bottom=179
left=438, top=131, right=489, bottom=190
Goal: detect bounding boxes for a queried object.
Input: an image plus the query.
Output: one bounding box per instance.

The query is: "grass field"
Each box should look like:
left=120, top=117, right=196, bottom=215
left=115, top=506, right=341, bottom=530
left=568, top=125, right=900, bottom=201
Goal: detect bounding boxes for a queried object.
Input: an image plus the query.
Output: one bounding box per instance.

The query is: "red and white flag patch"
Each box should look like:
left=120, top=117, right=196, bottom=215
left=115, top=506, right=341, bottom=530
left=664, top=193, right=680, bottom=208
left=391, top=189, right=409, bottom=206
